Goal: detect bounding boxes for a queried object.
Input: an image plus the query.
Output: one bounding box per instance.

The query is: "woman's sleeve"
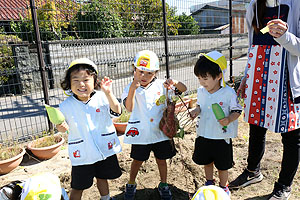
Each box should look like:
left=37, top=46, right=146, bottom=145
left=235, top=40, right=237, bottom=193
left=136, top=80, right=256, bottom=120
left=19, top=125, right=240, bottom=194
left=243, top=2, right=255, bottom=78
left=274, top=3, right=300, bottom=57
left=275, top=32, right=300, bottom=56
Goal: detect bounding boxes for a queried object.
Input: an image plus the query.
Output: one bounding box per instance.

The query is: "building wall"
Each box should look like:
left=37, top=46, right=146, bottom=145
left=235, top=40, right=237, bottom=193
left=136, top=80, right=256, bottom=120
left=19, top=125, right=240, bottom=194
left=192, top=7, right=246, bottom=34
left=193, top=9, right=229, bottom=30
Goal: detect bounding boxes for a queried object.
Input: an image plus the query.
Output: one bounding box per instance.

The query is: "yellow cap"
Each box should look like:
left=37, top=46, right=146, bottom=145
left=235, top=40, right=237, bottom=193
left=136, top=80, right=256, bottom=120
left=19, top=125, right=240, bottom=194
left=19, top=173, right=62, bottom=200
left=134, top=50, right=159, bottom=72
left=192, top=185, right=230, bottom=200
left=68, top=58, right=98, bottom=74
left=200, top=51, right=227, bottom=87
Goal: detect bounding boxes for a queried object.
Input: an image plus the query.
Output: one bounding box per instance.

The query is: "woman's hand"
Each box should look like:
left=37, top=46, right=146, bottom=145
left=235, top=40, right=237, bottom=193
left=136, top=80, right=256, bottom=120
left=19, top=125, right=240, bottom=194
left=237, top=78, right=247, bottom=99
left=100, top=76, right=113, bottom=94
left=267, top=19, right=288, bottom=38
left=56, top=121, right=69, bottom=133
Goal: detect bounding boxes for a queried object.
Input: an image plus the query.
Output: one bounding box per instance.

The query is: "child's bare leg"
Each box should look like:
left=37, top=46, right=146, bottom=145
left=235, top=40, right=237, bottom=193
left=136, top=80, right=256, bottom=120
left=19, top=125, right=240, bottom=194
left=156, top=158, right=167, bottom=183
left=218, top=169, right=228, bottom=187
left=129, top=159, right=143, bottom=183
left=96, top=178, right=109, bottom=196
left=204, top=162, right=214, bottom=181
left=70, top=189, right=83, bottom=200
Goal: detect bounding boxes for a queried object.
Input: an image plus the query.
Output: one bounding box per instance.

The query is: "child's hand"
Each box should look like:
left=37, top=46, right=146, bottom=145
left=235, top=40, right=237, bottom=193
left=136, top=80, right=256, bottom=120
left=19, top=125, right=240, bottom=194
left=100, top=76, right=113, bottom=94
left=189, top=107, right=200, bottom=120
left=163, top=78, right=178, bottom=90
left=218, top=117, right=230, bottom=127
left=56, top=121, right=69, bottom=133
left=131, top=71, right=141, bottom=89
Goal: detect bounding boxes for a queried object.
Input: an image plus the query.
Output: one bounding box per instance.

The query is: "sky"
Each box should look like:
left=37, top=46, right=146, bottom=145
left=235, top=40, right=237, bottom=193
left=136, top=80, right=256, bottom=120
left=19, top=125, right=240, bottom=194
left=166, top=0, right=217, bottom=15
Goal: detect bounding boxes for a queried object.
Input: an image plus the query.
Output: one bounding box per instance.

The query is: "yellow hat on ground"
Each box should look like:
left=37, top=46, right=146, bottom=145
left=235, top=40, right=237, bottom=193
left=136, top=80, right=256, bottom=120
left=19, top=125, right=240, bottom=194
left=134, top=50, right=159, bottom=72
left=192, top=185, right=230, bottom=200
left=68, top=58, right=98, bottom=74
left=200, top=51, right=227, bottom=87
left=19, top=173, right=62, bottom=200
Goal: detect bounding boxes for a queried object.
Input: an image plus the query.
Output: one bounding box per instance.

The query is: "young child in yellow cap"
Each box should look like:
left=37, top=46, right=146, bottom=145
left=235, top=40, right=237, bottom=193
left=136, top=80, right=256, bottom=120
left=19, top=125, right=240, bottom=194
left=192, top=185, right=230, bottom=200
left=189, top=51, right=242, bottom=196
left=122, top=50, right=187, bottom=200
left=56, top=58, right=122, bottom=200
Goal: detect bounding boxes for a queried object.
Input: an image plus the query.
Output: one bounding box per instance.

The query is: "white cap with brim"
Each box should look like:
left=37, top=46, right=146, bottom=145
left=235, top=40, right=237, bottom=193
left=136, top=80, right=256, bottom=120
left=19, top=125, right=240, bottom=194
left=68, top=58, right=98, bottom=74
left=200, top=51, right=227, bottom=87
left=134, top=50, right=159, bottom=72
left=192, top=185, right=231, bottom=200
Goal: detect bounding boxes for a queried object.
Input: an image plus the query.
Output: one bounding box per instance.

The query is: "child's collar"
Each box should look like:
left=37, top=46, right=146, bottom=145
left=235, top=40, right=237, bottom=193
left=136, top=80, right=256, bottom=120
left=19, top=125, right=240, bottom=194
left=73, top=91, right=96, bottom=104
left=139, top=77, right=157, bottom=89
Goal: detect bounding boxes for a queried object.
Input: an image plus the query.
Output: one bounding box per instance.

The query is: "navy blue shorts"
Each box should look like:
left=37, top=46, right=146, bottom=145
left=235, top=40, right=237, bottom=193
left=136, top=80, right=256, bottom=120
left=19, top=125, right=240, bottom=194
left=71, top=154, right=122, bottom=190
left=131, top=140, right=176, bottom=161
left=192, top=136, right=234, bottom=170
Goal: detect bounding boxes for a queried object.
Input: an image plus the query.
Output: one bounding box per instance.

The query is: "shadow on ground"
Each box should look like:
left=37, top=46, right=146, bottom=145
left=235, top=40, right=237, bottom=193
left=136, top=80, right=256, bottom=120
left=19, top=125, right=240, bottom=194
left=113, top=184, right=193, bottom=200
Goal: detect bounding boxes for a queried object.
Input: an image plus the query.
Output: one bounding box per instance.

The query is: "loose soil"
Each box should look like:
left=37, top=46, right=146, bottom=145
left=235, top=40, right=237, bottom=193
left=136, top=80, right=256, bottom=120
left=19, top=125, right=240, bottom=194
left=1, top=116, right=299, bottom=200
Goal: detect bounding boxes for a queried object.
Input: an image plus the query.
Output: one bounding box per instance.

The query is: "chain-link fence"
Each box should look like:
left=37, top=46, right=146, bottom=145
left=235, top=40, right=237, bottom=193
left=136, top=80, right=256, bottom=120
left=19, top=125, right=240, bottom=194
left=0, top=0, right=250, bottom=143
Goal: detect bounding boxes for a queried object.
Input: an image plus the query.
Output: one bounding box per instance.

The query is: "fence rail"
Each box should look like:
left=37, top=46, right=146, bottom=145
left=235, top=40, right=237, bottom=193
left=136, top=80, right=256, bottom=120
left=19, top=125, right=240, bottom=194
left=0, top=0, right=250, bottom=143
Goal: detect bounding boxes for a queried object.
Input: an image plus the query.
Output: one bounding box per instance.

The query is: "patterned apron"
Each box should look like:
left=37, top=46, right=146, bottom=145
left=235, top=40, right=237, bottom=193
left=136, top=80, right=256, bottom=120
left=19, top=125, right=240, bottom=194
left=244, top=44, right=300, bottom=133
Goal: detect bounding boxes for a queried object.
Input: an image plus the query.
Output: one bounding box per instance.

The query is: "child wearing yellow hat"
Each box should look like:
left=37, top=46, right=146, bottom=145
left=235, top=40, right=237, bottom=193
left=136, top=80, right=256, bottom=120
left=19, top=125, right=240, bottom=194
left=56, top=58, right=122, bottom=200
left=189, top=51, right=242, bottom=196
left=192, top=185, right=230, bottom=200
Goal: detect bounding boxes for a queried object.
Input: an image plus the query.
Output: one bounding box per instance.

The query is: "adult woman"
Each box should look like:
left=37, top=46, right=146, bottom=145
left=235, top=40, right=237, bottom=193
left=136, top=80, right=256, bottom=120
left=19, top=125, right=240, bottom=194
left=229, top=0, right=300, bottom=199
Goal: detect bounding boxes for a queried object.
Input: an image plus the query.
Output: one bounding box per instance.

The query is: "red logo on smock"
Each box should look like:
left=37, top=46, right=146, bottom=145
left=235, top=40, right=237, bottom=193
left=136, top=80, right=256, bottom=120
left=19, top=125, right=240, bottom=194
left=126, top=127, right=139, bottom=137
left=108, top=142, right=113, bottom=150
left=96, top=108, right=100, bottom=112
left=73, top=150, right=81, bottom=158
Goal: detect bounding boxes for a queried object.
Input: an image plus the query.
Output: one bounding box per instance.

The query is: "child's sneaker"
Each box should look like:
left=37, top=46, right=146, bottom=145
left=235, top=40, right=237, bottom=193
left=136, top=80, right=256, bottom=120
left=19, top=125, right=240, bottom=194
left=268, top=182, right=291, bottom=200
left=220, top=185, right=231, bottom=197
left=124, top=184, right=136, bottom=200
left=204, top=179, right=215, bottom=186
left=229, top=169, right=263, bottom=189
left=158, top=184, right=172, bottom=200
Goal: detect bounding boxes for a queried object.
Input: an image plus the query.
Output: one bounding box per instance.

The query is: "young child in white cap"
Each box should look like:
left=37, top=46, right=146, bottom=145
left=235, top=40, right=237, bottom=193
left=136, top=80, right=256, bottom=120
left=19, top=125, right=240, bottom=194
left=122, top=50, right=187, bottom=200
left=189, top=51, right=242, bottom=196
left=56, top=58, right=122, bottom=200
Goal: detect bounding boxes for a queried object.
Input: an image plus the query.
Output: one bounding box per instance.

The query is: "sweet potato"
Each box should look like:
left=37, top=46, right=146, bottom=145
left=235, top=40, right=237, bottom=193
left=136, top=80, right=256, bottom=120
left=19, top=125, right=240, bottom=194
left=159, top=100, right=179, bottom=138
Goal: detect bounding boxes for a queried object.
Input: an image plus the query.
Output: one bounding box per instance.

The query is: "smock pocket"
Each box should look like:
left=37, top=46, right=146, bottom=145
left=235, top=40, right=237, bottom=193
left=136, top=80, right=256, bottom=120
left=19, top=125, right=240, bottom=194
left=93, top=131, right=121, bottom=156
left=68, top=139, right=86, bottom=164
left=125, top=120, right=141, bottom=138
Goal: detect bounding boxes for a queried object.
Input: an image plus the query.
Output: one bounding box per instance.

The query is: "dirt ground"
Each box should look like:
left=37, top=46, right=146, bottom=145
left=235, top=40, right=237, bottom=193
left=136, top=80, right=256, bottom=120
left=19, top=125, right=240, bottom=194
left=1, top=116, right=299, bottom=200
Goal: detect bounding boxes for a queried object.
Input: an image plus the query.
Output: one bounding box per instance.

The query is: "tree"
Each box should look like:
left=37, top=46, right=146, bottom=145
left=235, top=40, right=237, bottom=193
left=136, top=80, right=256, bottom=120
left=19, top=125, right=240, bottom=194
left=175, top=13, right=199, bottom=35
left=11, top=0, right=79, bottom=41
left=74, top=1, right=123, bottom=39
left=108, top=0, right=180, bottom=36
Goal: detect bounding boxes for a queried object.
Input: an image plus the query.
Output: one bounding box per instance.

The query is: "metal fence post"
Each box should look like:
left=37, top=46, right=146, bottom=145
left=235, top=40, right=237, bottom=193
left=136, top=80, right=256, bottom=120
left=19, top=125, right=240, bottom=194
left=29, top=0, right=53, bottom=131
left=229, top=0, right=233, bottom=83
left=162, top=0, right=170, bottom=79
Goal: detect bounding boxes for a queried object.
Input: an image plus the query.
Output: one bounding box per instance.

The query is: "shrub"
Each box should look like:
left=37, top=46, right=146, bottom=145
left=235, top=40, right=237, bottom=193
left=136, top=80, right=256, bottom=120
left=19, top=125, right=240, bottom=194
left=0, top=34, right=22, bottom=86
